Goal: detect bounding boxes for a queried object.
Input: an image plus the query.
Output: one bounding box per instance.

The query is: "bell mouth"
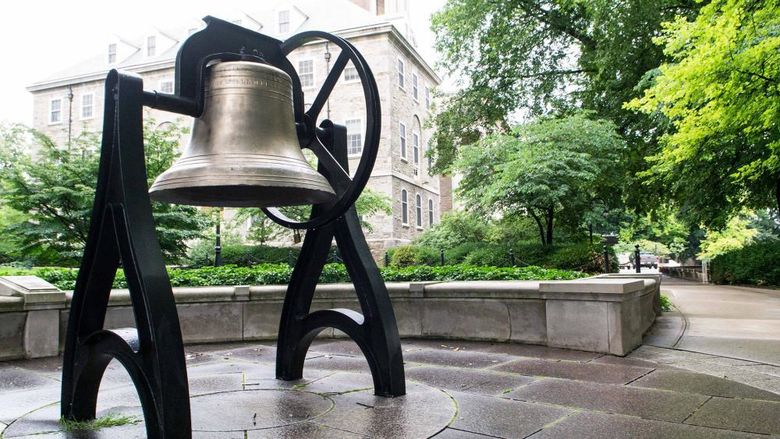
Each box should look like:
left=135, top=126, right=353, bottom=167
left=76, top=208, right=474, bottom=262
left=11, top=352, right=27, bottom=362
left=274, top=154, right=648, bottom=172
left=150, top=184, right=335, bottom=208
left=148, top=153, right=336, bottom=208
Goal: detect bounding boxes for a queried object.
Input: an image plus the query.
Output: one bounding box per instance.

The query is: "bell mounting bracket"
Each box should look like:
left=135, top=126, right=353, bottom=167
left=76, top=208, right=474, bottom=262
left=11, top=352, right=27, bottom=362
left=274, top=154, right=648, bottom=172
left=61, top=15, right=404, bottom=439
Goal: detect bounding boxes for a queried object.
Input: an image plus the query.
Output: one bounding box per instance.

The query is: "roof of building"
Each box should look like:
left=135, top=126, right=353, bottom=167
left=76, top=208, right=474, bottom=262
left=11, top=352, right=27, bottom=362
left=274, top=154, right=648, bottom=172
left=28, top=0, right=439, bottom=91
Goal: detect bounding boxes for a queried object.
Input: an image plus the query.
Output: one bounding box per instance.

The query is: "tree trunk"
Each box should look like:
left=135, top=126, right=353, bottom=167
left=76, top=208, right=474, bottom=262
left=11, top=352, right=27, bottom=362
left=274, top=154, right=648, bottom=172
left=545, top=207, right=554, bottom=246
left=529, top=209, right=547, bottom=246
left=776, top=177, right=780, bottom=214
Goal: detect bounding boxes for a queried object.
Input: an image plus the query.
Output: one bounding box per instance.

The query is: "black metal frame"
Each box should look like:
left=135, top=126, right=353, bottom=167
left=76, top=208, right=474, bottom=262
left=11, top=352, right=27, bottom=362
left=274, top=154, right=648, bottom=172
left=61, top=16, right=404, bottom=439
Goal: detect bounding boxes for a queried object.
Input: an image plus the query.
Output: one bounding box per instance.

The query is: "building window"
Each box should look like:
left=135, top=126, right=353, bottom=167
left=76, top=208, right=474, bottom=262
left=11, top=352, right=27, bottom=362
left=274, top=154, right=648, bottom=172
left=299, top=59, right=314, bottom=88
left=279, top=10, right=290, bottom=33
left=346, top=119, right=362, bottom=155
left=428, top=198, right=434, bottom=226
left=401, top=189, right=408, bottom=224
left=49, top=98, right=62, bottom=124
left=427, top=143, right=433, bottom=169
left=425, top=86, right=431, bottom=109
left=399, top=122, right=407, bottom=159
left=415, top=194, right=422, bottom=227
left=412, top=73, right=418, bottom=101
left=108, top=43, right=117, bottom=64
left=159, top=78, right=174, bottom=94
left=344, top=65, right=359, bottom=82
left=397, top=58, right=405, bottom=89
left=413, top=132, right=420, bottom=165
left=81, top=94, right=94, bottom=119
left=147, top=35, right=156, bottom=57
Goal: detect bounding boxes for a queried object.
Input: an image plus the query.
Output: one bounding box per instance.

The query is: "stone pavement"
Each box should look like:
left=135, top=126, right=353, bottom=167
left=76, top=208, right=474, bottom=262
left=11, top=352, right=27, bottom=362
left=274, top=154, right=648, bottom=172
left=2, top=338, right=780, bottom=438
left=640, top=276, right=780, bottom=394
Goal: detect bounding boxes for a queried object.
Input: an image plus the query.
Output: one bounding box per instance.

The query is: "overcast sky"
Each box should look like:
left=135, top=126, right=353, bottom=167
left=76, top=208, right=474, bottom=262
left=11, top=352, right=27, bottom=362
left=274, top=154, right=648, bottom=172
left=0, top=0, right=447, bottom=125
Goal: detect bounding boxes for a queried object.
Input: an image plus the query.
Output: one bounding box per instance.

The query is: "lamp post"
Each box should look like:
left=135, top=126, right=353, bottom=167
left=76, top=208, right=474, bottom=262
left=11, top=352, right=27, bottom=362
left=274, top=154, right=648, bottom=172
left=214, top=208, right=223, bottom=267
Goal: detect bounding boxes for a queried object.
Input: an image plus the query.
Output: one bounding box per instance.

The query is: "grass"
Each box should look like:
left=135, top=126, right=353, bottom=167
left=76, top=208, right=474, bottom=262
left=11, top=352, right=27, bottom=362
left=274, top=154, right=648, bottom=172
left=659, top=294, right=673, bottom=312
left=59, top=414, right=140, bottom=432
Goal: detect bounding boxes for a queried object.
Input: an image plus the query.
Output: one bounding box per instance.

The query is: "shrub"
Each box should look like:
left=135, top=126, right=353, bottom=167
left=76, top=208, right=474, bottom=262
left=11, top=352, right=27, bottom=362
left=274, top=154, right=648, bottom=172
left=185, top=242, right=306, bottom=267
left=389, top=245, right=439, bottom=267
left=462, top=245, right=512, bottom=266
left=710, top=240, right=780, bottom=286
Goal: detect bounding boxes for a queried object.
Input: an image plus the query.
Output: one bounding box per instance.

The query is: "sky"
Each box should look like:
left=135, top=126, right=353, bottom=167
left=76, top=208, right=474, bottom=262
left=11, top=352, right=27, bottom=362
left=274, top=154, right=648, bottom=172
left=0, top=0, right=447, bottom=125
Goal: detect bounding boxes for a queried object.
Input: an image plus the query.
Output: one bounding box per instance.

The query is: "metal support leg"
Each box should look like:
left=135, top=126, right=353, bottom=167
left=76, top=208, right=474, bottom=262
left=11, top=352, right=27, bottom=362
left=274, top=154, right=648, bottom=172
left=276, top=124, right=405, bottom=396
left=61, top=70, right=191, bottom=438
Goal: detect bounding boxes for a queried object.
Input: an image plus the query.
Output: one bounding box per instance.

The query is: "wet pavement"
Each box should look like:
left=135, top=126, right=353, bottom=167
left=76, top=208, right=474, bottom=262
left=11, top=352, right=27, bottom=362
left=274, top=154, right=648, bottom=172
left=640, top=276, right=780, bottom=394
left=2, top=337, right=779, bottom=438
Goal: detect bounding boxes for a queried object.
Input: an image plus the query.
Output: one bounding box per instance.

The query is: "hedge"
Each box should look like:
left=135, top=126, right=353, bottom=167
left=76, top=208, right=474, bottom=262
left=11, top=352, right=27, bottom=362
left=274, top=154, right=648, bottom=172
left=710, top=240, right=780, bottom=286
left=386, top=242, right=617, bottom=273
left=0, top=263, right=587, bottom=291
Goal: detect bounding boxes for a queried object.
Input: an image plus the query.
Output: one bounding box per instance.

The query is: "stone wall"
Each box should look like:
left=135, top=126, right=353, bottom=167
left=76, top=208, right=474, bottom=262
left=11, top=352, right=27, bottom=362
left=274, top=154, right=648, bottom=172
left=0, top=274, right=660, bottom=361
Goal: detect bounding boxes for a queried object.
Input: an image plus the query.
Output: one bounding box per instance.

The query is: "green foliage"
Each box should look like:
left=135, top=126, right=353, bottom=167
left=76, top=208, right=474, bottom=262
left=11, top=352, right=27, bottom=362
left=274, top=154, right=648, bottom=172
left=710, top=240, right=780, bottom=286
left=388, top=245, right=440, bottom=268
left=454, top=113, right=625, bottom=245
left=1, top=263, right=587, bottom=290
left=0, top=121, right=208, bottom=265
left=229, top=188, right=392, bottom=246
left=415, top=210, right=490, bottom=249
left=698, top=213, right=757, bottom=260
left=185, top=242, right=302, bottom=267
left=429, top=0, right=699, bottom=212
left=388, top=241, right=615, bottom=273
left=627, top=0, right=780, bottom=225
left=659, top=294, right=673, bottom=312
left=60, top=414, right=140, bottom=432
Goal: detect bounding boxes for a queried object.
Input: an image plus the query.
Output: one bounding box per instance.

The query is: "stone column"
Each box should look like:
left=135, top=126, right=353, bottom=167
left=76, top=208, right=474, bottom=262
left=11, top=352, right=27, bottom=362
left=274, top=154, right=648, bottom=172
left=0, top=276, right=66, bottom=359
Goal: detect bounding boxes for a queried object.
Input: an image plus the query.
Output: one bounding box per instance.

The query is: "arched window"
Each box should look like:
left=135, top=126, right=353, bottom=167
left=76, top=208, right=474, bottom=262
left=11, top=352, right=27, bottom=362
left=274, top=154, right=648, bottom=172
left=401, top=189, right=408, bottom=224
left=415, top=194, right=422, bottom=227
left=428, top=198, right=434, bottom=226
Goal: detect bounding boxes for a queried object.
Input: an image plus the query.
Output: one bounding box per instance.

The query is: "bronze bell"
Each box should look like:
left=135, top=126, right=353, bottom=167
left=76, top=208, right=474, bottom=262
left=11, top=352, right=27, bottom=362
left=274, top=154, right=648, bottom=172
left=149, top=60, right=336, bottom=207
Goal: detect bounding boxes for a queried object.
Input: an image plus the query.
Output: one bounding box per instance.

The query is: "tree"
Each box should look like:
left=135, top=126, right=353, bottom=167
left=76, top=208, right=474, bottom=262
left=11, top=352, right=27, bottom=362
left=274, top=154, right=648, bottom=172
left=429, top=0, right=700, bottom=209
left=454, top=113, right=625, bottom=246
left=698, top=212, right=758, bottom=260
left=627, top=0, right=780, bottom=228
left=0, top=121, right=208, bottom=265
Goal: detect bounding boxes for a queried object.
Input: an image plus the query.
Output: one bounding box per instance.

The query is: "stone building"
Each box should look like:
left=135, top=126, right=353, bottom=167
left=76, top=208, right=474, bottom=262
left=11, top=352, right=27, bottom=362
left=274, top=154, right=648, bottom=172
left=26, top=0, right=449, bottom=256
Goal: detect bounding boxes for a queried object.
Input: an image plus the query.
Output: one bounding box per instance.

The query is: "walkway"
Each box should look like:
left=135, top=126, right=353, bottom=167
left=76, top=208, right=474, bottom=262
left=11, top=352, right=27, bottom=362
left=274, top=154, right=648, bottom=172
left=636, top=276, right=780, bottom=394
left=3, top=338, right=780, bottom=437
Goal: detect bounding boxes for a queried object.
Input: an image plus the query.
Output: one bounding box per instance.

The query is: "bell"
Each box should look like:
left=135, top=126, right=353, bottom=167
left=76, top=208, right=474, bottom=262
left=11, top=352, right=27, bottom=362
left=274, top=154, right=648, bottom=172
left=149, top=60, right=336, bottom=207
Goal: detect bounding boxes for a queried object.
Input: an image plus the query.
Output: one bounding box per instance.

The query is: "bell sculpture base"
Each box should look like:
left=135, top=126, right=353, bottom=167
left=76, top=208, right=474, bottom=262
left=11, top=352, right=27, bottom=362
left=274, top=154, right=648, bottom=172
left=276, top=125, right=406, bottom=397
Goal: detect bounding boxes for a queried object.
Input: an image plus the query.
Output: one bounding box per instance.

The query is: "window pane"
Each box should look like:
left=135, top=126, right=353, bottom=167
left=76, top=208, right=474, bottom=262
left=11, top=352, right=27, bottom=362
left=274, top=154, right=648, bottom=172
left=299, top=60, right=314, bottom=87
left=413, top=133, right=419, bottom=164
left=108, top=43, right=117, bottom=64
left=415, top=194, right=422, bottom=226
left=412, top=74, right=418, bottom=100
left=428, top=199, right=434, bottom=225
left=81, top=94, right=93, bottom=119
left=50, top=99, right=61, bottom=123
left=397, top=59, right=404, bottom=88
left=346, top=119, right=362, bottom=155
left=147, top=36, right=156, bottom=57
left=401, top=190, right=408, bottom=223
left=344, top=66, right=359, bottom=81
left=279, top=10, right=290, bottom=33
left=399, top=123, right=406, bottom=158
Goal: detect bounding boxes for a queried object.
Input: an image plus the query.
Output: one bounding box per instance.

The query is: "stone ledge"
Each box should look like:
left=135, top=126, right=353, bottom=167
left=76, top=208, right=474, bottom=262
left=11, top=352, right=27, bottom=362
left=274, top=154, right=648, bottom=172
left=1, top=274, right=660, bottom=360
